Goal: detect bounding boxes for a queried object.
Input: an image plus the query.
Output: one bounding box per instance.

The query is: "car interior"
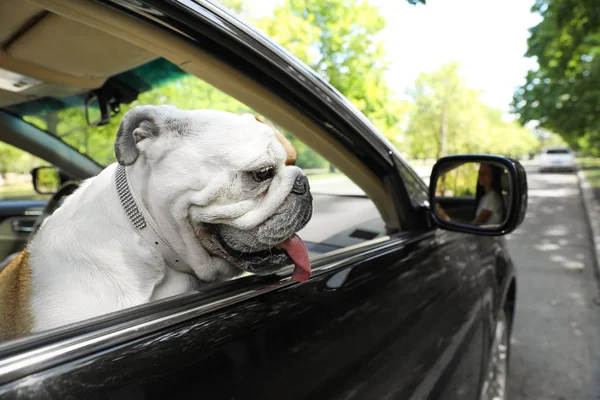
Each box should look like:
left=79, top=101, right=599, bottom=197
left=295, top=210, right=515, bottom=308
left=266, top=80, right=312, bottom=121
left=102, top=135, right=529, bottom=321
left=0, top=0, right=402, bottom=268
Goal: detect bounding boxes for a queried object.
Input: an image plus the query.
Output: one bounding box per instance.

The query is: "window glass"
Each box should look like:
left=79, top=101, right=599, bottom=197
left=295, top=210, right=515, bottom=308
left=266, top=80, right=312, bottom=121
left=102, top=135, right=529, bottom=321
left=0, top=142, right=50, bottom=200
left=0, top=59, right=393, bottom=342
left=545, top=148, right=570, bottom=154
left=11, top=59, right=390, bottom=256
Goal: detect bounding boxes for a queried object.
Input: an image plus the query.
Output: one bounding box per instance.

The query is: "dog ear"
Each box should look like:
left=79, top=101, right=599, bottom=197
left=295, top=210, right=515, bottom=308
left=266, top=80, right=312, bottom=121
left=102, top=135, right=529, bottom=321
left=254, top=115, right=297, bottom=166
left=114, top=105, right=177, bottom=166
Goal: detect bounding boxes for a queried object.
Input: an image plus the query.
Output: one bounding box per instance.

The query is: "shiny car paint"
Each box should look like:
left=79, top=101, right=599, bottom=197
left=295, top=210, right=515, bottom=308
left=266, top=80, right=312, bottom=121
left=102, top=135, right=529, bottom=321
left=0, top=1, right=517, bottom=399
left=0, top=232, right=510, bottom=400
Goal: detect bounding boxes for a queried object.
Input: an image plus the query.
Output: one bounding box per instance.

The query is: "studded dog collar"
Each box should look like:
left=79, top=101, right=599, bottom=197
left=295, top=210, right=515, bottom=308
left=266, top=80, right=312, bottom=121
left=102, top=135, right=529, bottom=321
left=115, top=164, right=193, bottom=274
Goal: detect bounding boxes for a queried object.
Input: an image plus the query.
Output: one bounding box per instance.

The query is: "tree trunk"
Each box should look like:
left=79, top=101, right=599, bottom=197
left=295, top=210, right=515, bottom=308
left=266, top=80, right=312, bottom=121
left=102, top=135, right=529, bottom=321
left=440, top=100, right=448, bottom=158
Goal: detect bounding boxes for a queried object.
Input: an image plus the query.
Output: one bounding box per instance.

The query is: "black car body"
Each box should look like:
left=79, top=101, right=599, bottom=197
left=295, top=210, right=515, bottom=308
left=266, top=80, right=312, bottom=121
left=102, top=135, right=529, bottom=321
left=0, top=1, right=524, bottom=399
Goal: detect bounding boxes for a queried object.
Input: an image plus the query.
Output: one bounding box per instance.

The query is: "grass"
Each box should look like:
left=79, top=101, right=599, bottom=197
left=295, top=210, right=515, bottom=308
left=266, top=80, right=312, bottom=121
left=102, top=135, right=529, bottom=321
left=577, top=157, right=600, bottom=169
left=584, top=170, right=600, bottom=189
left=0, top=182, right=48, bottom=200
left=577, top=158, right=600, bottom=189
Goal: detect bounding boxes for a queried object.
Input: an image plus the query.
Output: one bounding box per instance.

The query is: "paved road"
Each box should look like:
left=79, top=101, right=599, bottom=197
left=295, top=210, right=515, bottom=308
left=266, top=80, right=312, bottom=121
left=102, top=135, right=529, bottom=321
left=507, top=166, right=600, bottom=400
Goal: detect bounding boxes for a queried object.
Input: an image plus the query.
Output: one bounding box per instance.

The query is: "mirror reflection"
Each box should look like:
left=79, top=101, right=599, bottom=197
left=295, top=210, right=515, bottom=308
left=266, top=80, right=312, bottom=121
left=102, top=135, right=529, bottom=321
left=433, top=161, right=511, bottom=228
left=33, top=166, right=61, bottom=194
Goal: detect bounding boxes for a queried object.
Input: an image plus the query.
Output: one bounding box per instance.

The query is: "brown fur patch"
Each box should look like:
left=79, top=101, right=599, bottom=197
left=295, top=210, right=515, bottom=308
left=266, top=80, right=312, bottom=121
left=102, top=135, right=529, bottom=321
left=254, top=116, right=297, bottom=166
left=0, top=249, right=33, bottom=341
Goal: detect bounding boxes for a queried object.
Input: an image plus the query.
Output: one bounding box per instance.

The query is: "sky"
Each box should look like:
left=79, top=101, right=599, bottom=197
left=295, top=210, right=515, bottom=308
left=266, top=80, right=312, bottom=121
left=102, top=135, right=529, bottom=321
left=246, top=0, right=543, bottom=114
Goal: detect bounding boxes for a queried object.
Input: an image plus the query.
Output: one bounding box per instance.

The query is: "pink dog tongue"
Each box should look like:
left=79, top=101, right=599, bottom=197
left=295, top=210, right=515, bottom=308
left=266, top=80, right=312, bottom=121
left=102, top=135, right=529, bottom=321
left=276, top=234, right=311, bottom=282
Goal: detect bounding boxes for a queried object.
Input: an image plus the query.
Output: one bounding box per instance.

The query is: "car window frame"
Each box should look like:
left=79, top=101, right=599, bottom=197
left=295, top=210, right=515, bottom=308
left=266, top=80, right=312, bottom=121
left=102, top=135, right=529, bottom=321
left=396, top=158, right=429, bottom=206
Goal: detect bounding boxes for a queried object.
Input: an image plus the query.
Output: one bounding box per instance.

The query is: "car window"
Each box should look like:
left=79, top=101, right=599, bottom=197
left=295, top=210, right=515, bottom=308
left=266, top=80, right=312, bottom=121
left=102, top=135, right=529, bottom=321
left=0, top=60, right=394, bottom=343
left=545, top=149, right=570, bottom=154
left=0, top=142, right=51, bottom=201
left=14, top=65, right=390, bottom=258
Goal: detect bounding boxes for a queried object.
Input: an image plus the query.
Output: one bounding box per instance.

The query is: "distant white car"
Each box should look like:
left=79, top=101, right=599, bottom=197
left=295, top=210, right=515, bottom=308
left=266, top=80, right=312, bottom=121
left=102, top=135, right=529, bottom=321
left=539, top=146, right=577, bottom=172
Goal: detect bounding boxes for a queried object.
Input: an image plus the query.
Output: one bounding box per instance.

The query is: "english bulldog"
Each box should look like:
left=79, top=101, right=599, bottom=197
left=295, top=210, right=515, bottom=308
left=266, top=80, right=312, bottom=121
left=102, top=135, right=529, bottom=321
left=0, top=105, right=313, bottom=341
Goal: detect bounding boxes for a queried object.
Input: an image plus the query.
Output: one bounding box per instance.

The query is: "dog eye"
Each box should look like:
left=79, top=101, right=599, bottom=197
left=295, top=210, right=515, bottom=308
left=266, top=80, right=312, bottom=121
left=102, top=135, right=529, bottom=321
left=252, top=167, right=275, bottom=182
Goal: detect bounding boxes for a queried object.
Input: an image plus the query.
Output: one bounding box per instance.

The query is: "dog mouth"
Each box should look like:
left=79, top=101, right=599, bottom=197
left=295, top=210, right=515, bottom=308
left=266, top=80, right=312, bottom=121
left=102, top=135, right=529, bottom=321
left=274, top=235, right=311, bottom=282
left=207, top=224, right=311, bottom=282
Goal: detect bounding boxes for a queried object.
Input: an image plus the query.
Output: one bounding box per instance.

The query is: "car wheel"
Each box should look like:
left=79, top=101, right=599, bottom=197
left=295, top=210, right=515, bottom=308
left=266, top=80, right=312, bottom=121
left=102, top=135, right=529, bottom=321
left=479, top=309, right=510, bottom=400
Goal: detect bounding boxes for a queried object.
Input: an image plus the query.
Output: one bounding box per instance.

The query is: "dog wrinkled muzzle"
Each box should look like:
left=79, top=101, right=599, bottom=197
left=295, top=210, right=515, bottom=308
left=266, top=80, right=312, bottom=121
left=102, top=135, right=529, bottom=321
left=194, top=176, right=313, bottom=281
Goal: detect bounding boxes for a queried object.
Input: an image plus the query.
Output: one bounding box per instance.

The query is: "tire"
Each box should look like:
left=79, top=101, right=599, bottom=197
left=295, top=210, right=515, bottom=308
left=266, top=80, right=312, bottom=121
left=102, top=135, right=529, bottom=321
left=479, top=309, right=510, bottom=400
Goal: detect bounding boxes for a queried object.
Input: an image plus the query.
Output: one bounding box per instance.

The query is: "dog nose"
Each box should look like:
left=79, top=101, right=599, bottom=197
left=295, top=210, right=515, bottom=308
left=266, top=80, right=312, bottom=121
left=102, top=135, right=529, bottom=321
left=292, top=175, right=310, bottom=195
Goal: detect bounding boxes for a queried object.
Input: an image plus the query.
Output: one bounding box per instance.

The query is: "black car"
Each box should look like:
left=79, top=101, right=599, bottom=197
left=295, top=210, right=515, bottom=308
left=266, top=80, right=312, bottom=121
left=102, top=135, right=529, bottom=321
left=0, top=1, right=527, bottom=399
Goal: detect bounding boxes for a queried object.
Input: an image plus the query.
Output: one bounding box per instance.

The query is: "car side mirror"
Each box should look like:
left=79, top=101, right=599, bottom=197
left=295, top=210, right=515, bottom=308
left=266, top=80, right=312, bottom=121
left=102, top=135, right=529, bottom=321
left=428, top=155, right=527, bottom=236
left=31, top=166, right=62, bottom=195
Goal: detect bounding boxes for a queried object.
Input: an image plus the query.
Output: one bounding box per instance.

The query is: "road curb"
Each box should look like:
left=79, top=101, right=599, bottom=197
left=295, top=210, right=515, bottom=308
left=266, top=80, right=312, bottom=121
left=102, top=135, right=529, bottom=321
left=576, top=169, right=600, bottom=280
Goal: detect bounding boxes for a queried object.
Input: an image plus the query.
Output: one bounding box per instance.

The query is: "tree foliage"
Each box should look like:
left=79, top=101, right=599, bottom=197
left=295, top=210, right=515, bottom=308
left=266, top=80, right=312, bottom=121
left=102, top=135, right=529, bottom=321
left=23, top=77, right=253, bottom=166
left=406, top=63, right=539, bottom=159
left=255, top=0, right=407, bottom=147
left=513, top=0, right=600, bottom=153
left=0, top=142, right=46, bottom=177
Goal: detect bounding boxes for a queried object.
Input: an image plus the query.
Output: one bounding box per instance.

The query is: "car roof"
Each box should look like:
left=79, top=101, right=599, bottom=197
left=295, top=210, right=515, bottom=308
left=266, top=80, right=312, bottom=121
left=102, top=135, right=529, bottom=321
left=0, top=0, right=156, bottom=108
left=4, top=58, right=184, bottom=117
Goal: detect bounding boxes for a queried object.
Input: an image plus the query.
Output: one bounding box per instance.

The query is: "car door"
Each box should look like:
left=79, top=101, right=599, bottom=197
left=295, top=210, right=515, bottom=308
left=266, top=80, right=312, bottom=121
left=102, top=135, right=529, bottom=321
left=0, top=235, right=484, bottom=400
left=0, top=199, right=46, bottom=261
left=0, top=158, right=487, bottom=400
left=394, top=155, right=488, bottom=400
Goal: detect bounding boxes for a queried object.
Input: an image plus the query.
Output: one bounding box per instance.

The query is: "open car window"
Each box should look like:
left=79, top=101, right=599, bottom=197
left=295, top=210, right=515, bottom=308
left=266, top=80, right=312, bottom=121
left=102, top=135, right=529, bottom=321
left=0, top=57, right=394, bottom=343
left=9, top=58, right=391, bottom=255
left=0, top=142, right=52, bottom=201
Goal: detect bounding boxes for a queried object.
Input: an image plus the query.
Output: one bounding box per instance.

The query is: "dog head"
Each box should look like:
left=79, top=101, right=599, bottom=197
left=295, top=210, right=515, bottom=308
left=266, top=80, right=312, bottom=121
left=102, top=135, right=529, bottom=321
left=115, top=105, right=313, bottom=281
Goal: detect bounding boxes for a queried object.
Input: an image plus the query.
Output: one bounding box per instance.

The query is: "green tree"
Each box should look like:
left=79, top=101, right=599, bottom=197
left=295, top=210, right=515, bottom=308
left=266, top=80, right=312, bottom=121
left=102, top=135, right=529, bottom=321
left=280, top=0, right=404, bottom=143
left=406, top=62, right=540, bottom=159
left=46, top=76, right=253, bottom=166
left=512, top=0, right=600, bottom=153
left=0, top=143, right=40, bottom=178
left=405, top=62, right=483, bottom=158
left=253, top=0, right=408, bottom=167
